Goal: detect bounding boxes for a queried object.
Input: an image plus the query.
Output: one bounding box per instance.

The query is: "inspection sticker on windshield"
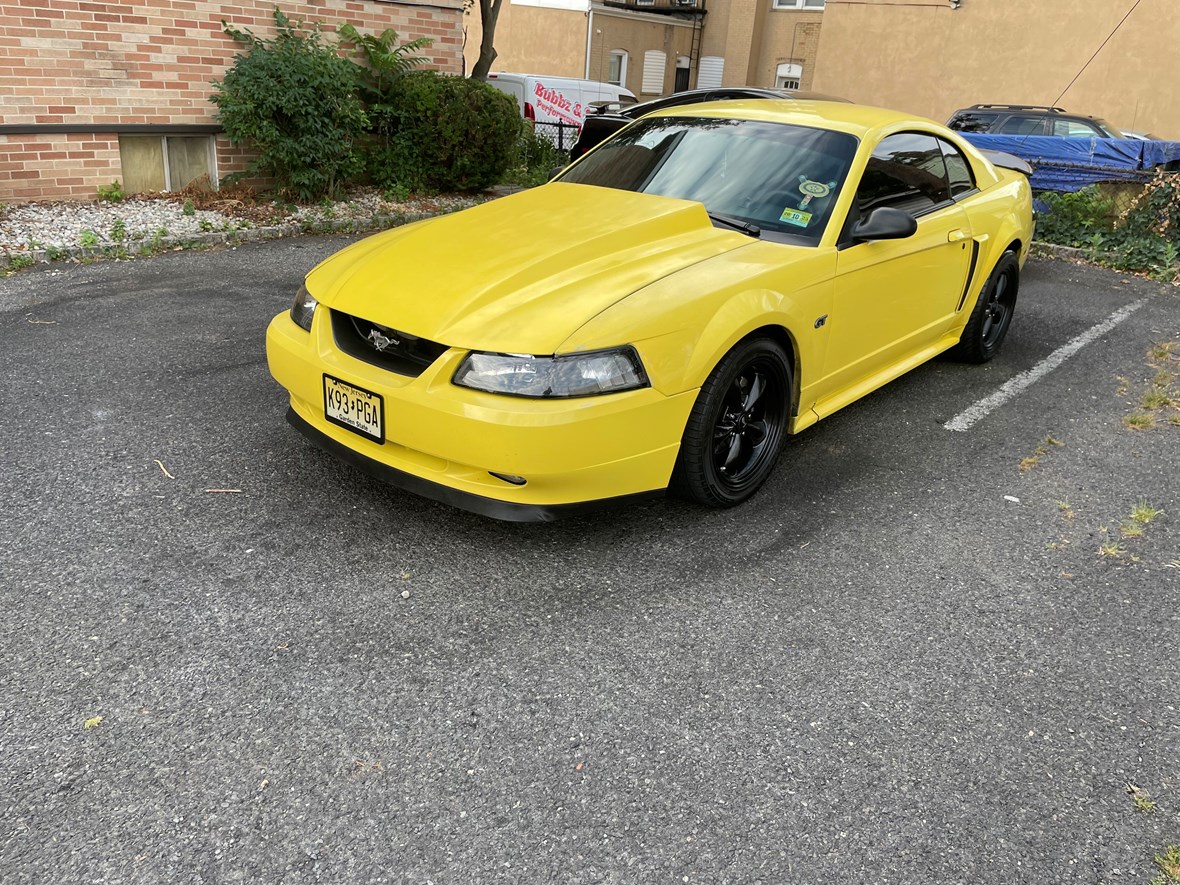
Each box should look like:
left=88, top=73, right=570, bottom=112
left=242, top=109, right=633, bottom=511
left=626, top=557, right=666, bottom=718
left=780, top=208, right=813, bottom=228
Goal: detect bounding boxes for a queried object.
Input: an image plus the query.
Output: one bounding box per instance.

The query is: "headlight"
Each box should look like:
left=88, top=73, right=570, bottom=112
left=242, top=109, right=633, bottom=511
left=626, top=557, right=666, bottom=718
left=452, top=347, right=649, bottom=398
left=290, top=285, right=318, bottom=331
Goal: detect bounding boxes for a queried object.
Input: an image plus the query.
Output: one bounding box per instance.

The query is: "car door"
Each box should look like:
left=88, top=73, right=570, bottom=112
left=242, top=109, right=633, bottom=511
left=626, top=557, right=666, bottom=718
left=816, top=132, right=973, bottom=412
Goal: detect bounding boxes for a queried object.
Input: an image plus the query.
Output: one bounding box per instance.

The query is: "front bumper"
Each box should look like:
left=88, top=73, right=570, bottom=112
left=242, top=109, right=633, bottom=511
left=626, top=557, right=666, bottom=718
left=265, top=311, right=696, bottom=519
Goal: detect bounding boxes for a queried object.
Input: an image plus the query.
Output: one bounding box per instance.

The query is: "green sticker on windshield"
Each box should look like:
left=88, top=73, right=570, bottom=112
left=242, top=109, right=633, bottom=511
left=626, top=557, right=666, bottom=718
left=780, top=207, right=813, bottom=228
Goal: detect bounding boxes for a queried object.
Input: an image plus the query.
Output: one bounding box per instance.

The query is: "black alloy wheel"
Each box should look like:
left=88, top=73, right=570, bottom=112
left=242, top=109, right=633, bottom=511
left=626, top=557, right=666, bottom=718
left=952, top=250, right=1020, bottom=363
left=671, top=336, right=792, bottom=507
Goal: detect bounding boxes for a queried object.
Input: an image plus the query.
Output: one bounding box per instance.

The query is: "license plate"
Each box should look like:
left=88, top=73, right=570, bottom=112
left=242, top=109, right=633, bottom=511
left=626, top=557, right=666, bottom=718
left=323, top=374, right=384, bottom=443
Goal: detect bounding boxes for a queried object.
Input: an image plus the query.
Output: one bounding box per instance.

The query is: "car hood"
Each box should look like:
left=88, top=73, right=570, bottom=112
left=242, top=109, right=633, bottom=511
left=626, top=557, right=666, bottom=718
left=305, top=183, right=755, bottom=354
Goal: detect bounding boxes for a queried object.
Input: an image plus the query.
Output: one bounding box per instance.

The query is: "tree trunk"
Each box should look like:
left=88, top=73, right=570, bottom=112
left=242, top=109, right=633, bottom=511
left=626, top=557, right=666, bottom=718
left=469, top=0, right=503, bottom=81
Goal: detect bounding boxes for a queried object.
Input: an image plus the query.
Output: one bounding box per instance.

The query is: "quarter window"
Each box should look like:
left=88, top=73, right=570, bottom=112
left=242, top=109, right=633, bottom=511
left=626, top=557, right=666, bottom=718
left=1052, top=119, right=1102, bottom=138
left=939, top=139, right=975, bottom=197
left=855, top=132, right=951, bottom=217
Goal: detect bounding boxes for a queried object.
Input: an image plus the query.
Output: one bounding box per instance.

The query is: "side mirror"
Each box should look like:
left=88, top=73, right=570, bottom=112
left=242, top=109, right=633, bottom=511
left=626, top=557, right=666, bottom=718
left=850, top=207, right=917, bottom=241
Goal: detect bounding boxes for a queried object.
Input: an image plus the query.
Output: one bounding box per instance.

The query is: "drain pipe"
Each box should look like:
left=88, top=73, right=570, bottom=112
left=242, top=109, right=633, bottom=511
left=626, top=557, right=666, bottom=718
left=584, top=5, right=594, bottom=79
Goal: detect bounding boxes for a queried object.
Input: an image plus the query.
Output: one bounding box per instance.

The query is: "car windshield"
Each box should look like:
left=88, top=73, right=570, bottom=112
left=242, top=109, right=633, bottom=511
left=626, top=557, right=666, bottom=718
left=558, top=117, right=859, bottom=245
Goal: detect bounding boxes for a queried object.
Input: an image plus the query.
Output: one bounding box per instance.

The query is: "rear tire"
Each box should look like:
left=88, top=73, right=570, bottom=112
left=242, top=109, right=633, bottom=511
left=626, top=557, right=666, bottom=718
left=671, top=337, right=792, bottom=508
left=952, top=250, right=1019, bottom=363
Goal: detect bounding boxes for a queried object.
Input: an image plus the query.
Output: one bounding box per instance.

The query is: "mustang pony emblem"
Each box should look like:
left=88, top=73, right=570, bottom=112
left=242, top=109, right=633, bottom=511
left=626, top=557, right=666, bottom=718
left=366, top=328, right=400, bottom=351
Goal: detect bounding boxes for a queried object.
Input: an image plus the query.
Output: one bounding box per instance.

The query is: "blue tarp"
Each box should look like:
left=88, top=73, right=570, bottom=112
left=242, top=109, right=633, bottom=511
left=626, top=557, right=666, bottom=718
left=961, top=133, right=1180, bottom=192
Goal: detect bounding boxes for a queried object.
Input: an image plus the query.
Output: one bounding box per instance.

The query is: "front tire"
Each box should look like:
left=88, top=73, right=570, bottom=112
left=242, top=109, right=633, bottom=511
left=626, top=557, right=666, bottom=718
left=671, top=336, right=792, bottom=508
left=952, top=250, right=1019, bottom=363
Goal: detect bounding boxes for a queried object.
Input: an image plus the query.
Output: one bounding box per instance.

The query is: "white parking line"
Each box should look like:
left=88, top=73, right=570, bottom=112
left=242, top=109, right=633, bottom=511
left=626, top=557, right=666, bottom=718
left=944, top=298, right=1148, bottom=432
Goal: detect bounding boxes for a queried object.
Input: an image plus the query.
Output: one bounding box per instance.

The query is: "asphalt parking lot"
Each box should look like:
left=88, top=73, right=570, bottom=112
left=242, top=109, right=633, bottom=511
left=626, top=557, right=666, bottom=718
left=1, top=240, right=1177, bottom=884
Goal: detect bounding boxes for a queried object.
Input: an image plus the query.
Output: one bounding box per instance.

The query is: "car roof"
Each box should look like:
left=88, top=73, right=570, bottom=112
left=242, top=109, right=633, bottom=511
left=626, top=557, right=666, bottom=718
left=647, top=99, right=940, bottom=138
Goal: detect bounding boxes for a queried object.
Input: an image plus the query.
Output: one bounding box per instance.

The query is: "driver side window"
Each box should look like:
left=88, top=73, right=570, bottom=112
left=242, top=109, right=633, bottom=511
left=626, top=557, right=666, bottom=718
left=855, top=132, right=951, bottom=219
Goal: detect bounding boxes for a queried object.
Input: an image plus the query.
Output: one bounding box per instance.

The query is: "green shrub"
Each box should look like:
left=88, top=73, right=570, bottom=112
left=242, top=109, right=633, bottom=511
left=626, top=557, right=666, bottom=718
left=368, top=72, right=522, bottom=192
left=1038, top=175, right=1180, bottom=279
left=501, top=126, right=569, bottom=188
left=338, top=23, right=431, bottom=103
left=211, top=9, right=367, bottom=201
left=97, top=180, right=125, bottom=202
left=1104, top=173, right=1180, bottom=277
left=1034, top=185, right=1114, bottom=247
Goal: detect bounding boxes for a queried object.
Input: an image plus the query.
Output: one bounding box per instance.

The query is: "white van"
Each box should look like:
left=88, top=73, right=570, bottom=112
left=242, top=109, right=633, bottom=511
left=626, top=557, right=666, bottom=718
left=485, top=72, right=636, bottom=131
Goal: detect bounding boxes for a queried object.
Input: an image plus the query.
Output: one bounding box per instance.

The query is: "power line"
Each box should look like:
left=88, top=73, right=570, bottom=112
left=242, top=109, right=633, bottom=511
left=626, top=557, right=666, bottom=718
left=1052, top=0, right=1144, bottom=107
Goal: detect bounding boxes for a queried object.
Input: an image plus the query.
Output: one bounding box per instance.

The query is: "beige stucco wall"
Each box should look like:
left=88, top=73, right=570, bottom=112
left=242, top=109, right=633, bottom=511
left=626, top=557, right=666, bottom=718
left=467, top=0, right=822, bottom=97
left=588, top=11, right=697, bottom=95
left=813, top=0, right=1180, bottom=138
left=463, top=4, right=587, bottom=78
left=699, top=1, right=823, bottom=89
left=754, top=8, right=823, bottom=89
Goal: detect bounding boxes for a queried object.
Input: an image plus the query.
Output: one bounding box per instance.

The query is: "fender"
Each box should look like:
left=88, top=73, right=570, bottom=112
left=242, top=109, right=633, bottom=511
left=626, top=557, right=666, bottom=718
left=559, top=245, right=837, bottom=397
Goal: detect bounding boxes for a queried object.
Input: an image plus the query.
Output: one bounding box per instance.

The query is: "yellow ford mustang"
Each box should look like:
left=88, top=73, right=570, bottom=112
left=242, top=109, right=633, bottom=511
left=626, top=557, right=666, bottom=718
left=266, top=101, right=1033, bottom=521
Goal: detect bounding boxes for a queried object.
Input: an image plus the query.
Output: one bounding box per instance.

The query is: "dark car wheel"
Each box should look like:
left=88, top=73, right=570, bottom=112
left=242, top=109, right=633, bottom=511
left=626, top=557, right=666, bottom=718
left=952, top=250, right=1019, bottom=363
left=671, top=336, right=792, bottom=508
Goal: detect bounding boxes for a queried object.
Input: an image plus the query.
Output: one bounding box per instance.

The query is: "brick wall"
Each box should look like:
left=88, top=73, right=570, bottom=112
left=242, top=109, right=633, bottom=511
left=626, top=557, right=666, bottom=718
left=0, top=0, right=464, bottom=202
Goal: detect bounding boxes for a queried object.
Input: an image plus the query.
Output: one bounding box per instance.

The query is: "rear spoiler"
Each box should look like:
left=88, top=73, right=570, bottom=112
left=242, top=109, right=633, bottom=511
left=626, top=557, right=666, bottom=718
left=978, top=149, right=1033, bottom=177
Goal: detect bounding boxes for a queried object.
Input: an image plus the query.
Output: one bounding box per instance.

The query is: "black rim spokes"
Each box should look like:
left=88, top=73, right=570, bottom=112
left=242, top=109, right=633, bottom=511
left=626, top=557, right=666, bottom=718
left=981, top=271, right=1011, bottom=344
left=712, top=366, right=779, bottom=481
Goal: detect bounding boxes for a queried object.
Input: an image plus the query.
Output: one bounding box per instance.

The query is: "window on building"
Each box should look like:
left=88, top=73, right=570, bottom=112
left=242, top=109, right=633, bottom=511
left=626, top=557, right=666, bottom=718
left=772, top=0, right=825, bottom=9
left=697, top=56, right=724, bottom=89
left=119, top=135, right=216, bottom=193
left=775, top=62, right=802, bottom=90
left=642, top=50, right=666, bottom=95
left=608, top=50, right=629, bottom=87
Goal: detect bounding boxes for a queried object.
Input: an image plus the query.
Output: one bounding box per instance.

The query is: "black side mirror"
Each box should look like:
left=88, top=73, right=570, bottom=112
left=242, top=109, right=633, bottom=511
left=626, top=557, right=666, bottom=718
left=850, top=207, right=917, bottom=241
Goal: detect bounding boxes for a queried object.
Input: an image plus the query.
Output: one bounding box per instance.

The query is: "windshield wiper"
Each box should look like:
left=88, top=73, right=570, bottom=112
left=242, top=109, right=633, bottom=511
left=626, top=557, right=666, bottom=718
left=708, top=212, right=761, bottom=238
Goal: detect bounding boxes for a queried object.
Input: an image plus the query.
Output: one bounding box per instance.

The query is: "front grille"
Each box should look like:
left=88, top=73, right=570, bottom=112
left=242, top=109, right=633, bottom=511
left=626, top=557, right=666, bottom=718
left=330, top=309, right=449, bottom=377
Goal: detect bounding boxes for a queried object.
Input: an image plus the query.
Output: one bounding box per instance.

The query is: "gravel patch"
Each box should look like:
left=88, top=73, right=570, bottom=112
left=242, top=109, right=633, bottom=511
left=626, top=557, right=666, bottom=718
left=0, top=189, right=485, bottom=266
left=0, top=199, right=232, bottom=253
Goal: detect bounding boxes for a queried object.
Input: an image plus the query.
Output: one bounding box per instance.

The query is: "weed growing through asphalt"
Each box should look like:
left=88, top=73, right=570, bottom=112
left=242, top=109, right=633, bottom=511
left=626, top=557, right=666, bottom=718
left=1143, top=388, right=1174, bottom=409
left=1149, top=341, right=1178, bottom=362
left=1099, top=500, right=1166, bottom=561
left=1099, top=540, right=1126, bottom=558
left=1119, top=340, right=1180, bottom=430
left=2, top=254, right=36, bottom=274
left=1020, top=435, right=1064, bottom=473
left=1056, top=501, right=1076, bottom=519
left=1127, top=783, right=1157, bottom=814
left=1131, top=500, right=1165, bottom=524
left=1152, top=845, right=1180, bottom=884
left=1123, top=412, right=1156, bottom=430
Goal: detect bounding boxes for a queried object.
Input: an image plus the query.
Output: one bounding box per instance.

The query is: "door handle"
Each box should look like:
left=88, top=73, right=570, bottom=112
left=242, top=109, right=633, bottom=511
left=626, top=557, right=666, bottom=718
left=948, top=229, right=969, bottom=243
